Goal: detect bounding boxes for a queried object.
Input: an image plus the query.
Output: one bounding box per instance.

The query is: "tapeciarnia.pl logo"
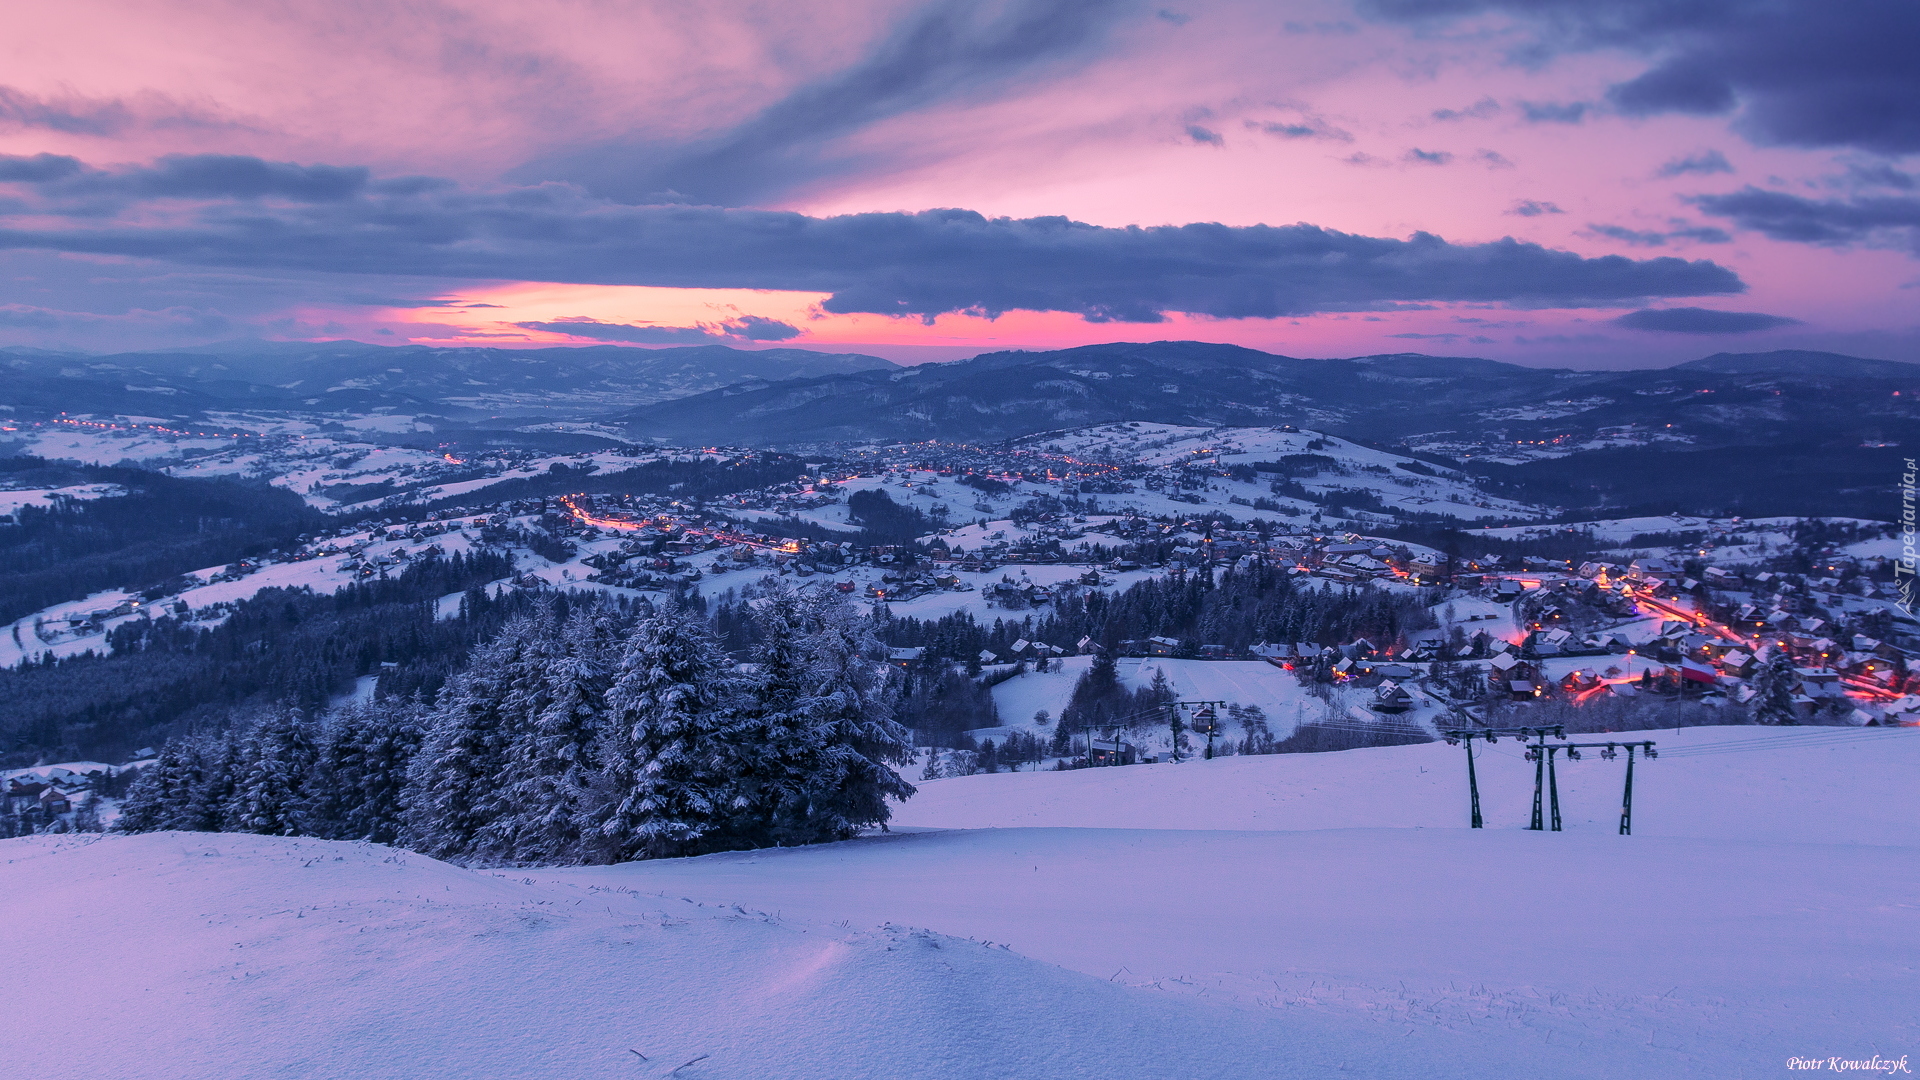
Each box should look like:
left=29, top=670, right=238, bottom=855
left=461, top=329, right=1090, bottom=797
left=1899, top=458, right=1917, bottom=617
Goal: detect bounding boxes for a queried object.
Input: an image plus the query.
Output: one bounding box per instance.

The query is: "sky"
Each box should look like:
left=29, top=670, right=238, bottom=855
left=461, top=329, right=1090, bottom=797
left=0, top=0, right=1914, bottom=368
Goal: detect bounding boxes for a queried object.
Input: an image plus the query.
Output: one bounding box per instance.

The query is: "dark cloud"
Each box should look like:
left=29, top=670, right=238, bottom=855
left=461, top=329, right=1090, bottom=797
left=20, top=153, right=369, bottom=202
left=1404, top=148, right=1452, bottom=165
left=1507, top=199, right=1565, bottom=217
left=1247, top=118, right=1353, bottom=142
left=1360, top=0, right=1920, bottom=155
left=1154, top=8, right=1189, bottom=25
left=0, top=86, right=133, bottom=136
left=516, top=315, right=804, bottom=344
left=518, top=0, right=1136, bottom=205
left=0, top=85, right=237, bottom=137
left=1475, top=149, right=1515, bottom=169
left=1186, top=124, right=1224, bottom=146
left=0, top=154, right=82, bottom=182
left=1656, top=150, right=1733, bottom=178
left=1589, top=224, right=1669, bottom=247
left=725, top=315, right=803, bottom=341
left=1518, top=100, right=1590, bottom=124
left=1690, top=186, right=1920, bottom=250
left=516, top=318, right=715, bottom=344
left=1431, top=97, right=1500, bottom=121
left=1589, top=222, right=1732, bottom=246
left=1612, top=307, right=1800, bottom=333
left=1842, top=162, right=1916, bottom=191
left=0, top=302, right=234, bottom=337
left=1607, top=63, right=1736, bottom=117
left=0, top=154, right=1749, bottom=323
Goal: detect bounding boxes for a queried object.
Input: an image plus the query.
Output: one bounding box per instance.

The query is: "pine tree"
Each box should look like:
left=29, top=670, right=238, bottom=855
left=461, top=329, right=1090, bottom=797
left=1061, top=651, right=1123, bottom=736
left=184, top=736, right=243, bottom=832
left=348, top=697, right=426, bottom=845
left=1753, top=654, right=1801, bottom=724
left=587, top=604, right=741, bottom=862
left=497, top=607, right=622, bottom=863
left=304, top=705, right=371, bottom=840
left=116, top=740, right=197, bottom=833
left=471, top=606, right=566, bottom=861
left=780, top=591, right=915, bottom=843
left=716, top=587, right=819, bottom=849
left=402, top=618, right=540, bottom=861
left=230, top=707, right=317, bottom=836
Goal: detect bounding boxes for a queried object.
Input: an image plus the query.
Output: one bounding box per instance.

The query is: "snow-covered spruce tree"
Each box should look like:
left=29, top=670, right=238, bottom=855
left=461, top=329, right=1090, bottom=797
left=402, top=617, right=543, bottom=861
left=347, top=697, right=427, bottom=846
left=303, top=703, right=372, bottom=840
left=230, top=706, right=318, bottom=836
left=307, top=697, right=426, bottom=844
left=585, top=604, right=742, bottom=862
left=780, top=590, right=915, bottom=844
left=115, top=740, right=201, bottom=832
left=469, top=605, right=567, bottom=861
left=496, top=606, right=626, bottom=863
left=184, top=735, right=242, bottom=832
left=1752, top=653, right=1801, bottom=725
left=711, top=585, right=822, bottom=850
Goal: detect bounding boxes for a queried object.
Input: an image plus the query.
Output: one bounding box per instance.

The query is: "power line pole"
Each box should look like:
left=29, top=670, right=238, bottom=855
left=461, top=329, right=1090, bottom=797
left=1167, top=700, right=1224, bottom=763
left=1466, top=735, right=1483, bottom=829
left=1445, top=729, right=1655, bottom=833
left=1442, top=725, right=1562, bottom=829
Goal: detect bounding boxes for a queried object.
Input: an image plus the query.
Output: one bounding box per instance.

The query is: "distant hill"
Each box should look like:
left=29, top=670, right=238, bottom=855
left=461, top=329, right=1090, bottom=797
left=604, top=340, right=1920, bottom=449
left=0, top=341, right=898, bottom=417
left=1673, top=350, right=1919, bottom=378
left=611, top=340, right=1585, bottom=445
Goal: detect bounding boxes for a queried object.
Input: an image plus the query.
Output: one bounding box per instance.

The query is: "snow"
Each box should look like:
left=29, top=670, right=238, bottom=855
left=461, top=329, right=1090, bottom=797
left=7, top=725, right=1916, bottom=1078
left=986, top=657, right=1330, bottom=741
left=3, top=760, right=117, bottom=783
left=0, top=482, right=127, bottom=514
left=551, top=724, right=1920, bottom=1077
left=893, top=724, right=1919, bottom=844
left=1, top=833, right=1304, bottom=1080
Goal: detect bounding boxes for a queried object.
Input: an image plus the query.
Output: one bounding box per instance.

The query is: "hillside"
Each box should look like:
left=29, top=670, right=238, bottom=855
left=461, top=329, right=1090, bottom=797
left=11, top=725, right=1913, bottom=1079
left=0, top=833, right=1300, bottom=1080
left=611, top=340, right=1920, bottom=452
left=1674, top=349, right=1920, bottom=378
left=611, top=341, right=1589, bottom=445
left=0, top=342, right=898, bottom=420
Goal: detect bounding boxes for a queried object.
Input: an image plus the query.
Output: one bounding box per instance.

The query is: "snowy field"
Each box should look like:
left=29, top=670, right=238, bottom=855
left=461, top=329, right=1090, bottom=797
left=0, top=482, right=127, bottom=515
left=7, top=725, right=1914, bottom=1079
left=983, top=656, right=1362, bottom=743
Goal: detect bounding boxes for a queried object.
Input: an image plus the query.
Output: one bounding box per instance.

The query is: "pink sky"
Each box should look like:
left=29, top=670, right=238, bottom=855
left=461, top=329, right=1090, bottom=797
left=0, top=0, right=1912, bottom=366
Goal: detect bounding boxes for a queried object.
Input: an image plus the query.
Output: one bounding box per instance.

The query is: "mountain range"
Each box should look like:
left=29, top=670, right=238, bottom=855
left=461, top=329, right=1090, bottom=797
left=0, top=341, right=898, bottom=418
left=3, top=338, right=1913, bottom=518
left=8, top=338, right=1915, bottom=449
left=609, top=341, right=1920, bottom=447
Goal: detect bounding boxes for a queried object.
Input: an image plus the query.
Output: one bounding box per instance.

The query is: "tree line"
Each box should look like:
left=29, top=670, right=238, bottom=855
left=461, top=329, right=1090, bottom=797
left=116, top=587, right=915, bottom=865
left=0, top=456, right=323, bottom=625
left=0, top=550, right=518, bottom=765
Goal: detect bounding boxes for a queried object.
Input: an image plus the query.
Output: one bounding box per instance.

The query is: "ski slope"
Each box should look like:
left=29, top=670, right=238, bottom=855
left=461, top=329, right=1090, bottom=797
left=3, top=833, right=1306, bottom=1080
left=7, top=729, right=1914, bottom=1079
left=551, top=724, right=1919, bottom=1079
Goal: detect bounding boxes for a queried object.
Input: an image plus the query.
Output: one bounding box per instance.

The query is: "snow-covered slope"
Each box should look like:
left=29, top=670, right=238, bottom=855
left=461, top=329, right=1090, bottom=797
left=2, top=833, right=1302, bottom=1080
left=892, top=723, right=1920, bottom=844
left=552, top=725, right=1920, bottom=1079
left=7, top=725, right=1915, bottom=1079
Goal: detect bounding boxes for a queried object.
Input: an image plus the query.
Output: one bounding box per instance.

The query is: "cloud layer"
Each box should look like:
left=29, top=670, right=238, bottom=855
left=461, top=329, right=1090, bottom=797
left=0, top=153, right=1747, bottom=324
left=1364, top=0, right=1920, bottom=154
left=515, top=315, right=802, bottom=344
